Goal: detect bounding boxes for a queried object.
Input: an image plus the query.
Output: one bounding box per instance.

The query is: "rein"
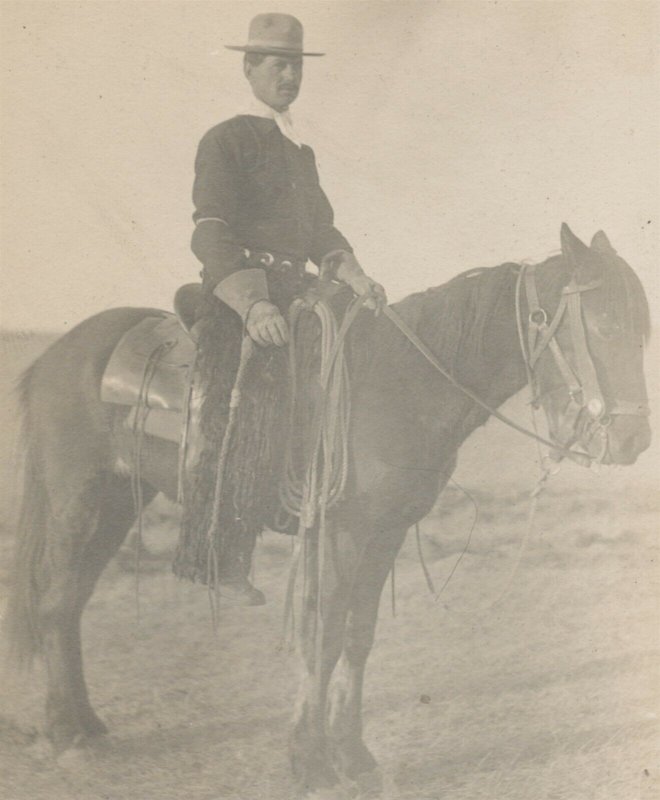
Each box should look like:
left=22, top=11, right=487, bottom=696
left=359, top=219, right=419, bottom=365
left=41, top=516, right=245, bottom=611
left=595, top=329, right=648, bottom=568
left=383, top=262, right=649, bottom=466
left=381, top=303, right=584, bottom=462
left=279, top=260, right=647, bottom=645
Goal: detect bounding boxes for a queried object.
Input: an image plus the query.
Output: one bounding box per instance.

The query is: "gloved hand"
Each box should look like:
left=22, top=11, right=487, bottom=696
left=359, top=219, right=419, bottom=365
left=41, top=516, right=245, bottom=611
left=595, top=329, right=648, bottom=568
left=321, top=250, right=387, bottom=314
left=213, top=268, right=288, bottom=347
left=246, top=300, right=289, bottom=347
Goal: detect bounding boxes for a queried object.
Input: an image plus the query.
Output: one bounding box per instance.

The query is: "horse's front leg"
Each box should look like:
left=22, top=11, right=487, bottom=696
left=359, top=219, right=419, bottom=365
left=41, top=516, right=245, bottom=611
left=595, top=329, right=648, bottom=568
left=290, top=524, right=362, bottom=797
left=327, top=526, right=407, bottom=792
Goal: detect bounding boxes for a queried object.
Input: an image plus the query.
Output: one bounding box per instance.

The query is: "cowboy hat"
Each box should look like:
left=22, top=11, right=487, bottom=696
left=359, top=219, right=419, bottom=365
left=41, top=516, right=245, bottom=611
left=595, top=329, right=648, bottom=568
left=225, top=13, right=324, bottom=57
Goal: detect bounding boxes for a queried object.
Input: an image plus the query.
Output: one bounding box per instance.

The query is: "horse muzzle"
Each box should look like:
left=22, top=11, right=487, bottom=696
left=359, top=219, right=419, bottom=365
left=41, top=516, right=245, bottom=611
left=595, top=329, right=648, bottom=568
left=598, top=414, right=652, bottom=465
left=572, top=408, right=651, bottom=466
left=547, top=400, right=651, bottom=467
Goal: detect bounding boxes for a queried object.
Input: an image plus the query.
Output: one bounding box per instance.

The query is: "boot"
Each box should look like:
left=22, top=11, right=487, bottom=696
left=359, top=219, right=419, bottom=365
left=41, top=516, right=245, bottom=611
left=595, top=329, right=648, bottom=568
left=216, top=539, right=265, bottom=606
left=217, top=572, right=265, bottom=606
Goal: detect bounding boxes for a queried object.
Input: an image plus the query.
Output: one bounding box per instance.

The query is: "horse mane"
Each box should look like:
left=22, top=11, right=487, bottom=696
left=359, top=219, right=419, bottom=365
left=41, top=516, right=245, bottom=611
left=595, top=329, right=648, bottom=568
left=387, top=262, right=523, bottom=375
left=366, top=247, right=651, bottom=382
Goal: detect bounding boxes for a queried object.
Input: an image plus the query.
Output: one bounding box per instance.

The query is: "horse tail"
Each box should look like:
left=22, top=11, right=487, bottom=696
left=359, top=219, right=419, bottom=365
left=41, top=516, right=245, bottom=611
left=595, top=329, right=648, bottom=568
left=3, top=364, right=49, bottom=670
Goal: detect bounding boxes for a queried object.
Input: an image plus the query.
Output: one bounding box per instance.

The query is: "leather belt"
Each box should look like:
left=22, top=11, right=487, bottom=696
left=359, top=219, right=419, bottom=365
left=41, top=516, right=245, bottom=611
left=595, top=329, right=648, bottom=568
left=243, top=248, right=306, bottom=278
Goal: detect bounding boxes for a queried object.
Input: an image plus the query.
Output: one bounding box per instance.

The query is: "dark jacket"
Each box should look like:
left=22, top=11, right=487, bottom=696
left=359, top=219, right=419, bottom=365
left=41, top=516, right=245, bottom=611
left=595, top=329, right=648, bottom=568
left=191, top=115, right=352, bottom=287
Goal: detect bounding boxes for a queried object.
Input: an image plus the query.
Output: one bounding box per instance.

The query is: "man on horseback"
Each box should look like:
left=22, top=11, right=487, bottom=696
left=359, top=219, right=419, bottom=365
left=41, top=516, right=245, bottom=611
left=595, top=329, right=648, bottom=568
left=175, top=13, right=385, bottom=604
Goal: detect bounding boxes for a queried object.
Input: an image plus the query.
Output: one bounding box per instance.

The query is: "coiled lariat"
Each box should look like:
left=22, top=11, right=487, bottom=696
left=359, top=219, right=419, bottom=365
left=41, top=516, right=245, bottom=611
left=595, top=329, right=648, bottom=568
left=280, top=294, right=365, bottom=650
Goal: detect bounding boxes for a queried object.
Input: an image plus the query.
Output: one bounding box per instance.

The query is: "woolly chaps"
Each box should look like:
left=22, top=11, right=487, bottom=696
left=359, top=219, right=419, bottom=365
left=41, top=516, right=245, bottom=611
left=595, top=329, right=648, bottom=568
left=173, top=294, right=291, bottom=585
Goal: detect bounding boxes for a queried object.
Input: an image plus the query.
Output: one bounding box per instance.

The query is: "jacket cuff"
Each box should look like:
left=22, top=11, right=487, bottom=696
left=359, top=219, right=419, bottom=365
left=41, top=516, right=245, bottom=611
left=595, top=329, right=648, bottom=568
left=191, top=219, right=246, bottom=282
left=213, top=268, right=269, bottom=320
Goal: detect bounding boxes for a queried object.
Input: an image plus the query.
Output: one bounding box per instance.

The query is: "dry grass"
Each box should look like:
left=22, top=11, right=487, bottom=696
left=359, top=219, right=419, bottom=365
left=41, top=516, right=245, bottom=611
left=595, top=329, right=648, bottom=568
left=0, top=330, right=657, bottom=799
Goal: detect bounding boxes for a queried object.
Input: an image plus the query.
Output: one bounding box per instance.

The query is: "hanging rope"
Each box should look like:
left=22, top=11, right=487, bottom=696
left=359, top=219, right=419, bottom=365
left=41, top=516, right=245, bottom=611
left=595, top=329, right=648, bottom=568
left=411, top=463, right=559, bottom=617
left=279, top=295, right=365, bottom=649
left=204, top=335, right=256, bottom=629
left=130, top=339, right=176, bottom=618
left=279, top=297, right=361, bottom=523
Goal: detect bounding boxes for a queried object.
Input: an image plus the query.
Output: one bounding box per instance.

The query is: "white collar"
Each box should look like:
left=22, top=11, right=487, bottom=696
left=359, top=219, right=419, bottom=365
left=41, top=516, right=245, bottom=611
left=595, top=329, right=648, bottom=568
left=243, top=97, right=303, bottom=148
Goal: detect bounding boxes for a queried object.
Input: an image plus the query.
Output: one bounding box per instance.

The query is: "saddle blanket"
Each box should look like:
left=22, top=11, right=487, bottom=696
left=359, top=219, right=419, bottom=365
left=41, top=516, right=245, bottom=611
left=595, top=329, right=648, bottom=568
left=101, top=314, right=194, bottom=444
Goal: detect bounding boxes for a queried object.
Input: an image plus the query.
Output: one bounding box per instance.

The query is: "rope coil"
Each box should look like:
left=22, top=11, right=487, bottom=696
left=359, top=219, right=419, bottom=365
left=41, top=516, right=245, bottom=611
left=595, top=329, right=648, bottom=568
left=279, top=294, right=365, bottom=648
left=279, top=297, right=356, bottom=524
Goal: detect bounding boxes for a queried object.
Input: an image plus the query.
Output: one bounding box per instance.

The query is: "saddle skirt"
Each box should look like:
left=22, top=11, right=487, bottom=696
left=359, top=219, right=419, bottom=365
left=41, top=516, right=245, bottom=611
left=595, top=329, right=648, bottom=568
left=100, top=279, right=353, bottom=446
left=101, top=314, right=195, bottom=443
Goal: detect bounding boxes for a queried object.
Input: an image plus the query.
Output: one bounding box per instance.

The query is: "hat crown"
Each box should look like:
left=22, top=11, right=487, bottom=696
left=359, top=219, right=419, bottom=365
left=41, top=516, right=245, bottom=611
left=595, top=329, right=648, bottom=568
left=225, top=12, right=323, bottom=56
left=248, top=13, right=303, bottom=49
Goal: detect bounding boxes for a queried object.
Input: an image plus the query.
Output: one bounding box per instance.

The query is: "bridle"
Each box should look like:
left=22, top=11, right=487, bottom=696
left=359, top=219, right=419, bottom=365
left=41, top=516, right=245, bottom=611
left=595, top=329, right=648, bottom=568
left=515, top=263, right=650, bottom=463
left=276, top=263, right=650, bottom=640
left=379, top=261, right=648, bottom=466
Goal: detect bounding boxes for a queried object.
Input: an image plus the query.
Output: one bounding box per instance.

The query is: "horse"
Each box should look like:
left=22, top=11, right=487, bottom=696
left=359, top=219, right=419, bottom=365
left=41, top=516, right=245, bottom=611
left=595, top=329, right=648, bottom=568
left=3, top=224, right=651, bottom=797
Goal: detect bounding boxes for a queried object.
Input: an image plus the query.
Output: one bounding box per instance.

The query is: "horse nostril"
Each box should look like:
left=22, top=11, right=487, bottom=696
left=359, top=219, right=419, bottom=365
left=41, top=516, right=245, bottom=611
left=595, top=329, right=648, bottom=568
left=614, top=425, right=651, bottom=464
left=636, top=426, right=652, bottom=455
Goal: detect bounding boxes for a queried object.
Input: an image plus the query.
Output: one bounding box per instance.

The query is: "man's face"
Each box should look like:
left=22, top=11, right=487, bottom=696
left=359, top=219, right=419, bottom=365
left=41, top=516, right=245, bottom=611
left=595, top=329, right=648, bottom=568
left=245, top=55, right=303, bottom=111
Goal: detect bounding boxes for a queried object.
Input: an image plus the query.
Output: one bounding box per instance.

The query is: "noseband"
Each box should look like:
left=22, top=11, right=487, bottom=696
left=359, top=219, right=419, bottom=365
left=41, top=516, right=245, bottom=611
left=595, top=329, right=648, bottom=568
left=516, top=263, right=650, bottom=462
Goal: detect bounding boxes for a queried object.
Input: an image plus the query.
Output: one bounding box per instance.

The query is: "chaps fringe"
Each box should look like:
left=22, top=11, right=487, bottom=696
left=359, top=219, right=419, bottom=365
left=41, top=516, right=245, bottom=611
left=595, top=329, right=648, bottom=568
left=173, top=296, right=290, bottom=584
left=172, top=282, right=358, bottom=586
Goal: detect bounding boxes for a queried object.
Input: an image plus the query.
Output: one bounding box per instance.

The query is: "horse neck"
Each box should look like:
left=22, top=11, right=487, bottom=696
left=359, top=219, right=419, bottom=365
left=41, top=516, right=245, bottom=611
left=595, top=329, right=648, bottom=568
left=368, top=257, right=569, bottom=442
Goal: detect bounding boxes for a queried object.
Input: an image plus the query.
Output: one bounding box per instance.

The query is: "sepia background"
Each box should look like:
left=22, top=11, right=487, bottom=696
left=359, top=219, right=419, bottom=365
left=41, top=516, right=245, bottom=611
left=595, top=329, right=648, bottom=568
left=1, top=0, right=658, bottom=329
left=1, top=2, right=658, bottom=799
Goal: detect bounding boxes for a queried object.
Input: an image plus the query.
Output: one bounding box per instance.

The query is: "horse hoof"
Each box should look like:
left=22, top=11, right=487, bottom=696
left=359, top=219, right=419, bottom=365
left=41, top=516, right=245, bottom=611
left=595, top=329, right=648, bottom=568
left=353, top=768, right=384, bottom=798
left=80, top=712, right=108, bottom=737
left=55, top=741, right=93, bottom=772
left=340, top=768, right=384, bottom=799
left=26, top=735, right=53, bottom=762
left=301, top=788, right=347, bottom=800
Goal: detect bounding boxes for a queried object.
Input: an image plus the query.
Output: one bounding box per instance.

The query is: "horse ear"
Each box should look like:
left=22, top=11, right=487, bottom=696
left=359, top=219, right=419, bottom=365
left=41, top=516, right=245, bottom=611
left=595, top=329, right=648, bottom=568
left=560, top=223, right=590, bottom=269
left=590, top=230, right=616, bottom=254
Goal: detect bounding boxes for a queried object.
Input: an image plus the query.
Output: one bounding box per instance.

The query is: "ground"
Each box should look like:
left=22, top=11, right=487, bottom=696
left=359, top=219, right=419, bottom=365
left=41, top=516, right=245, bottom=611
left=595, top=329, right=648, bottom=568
left=0, top=331, right=657, bottom=800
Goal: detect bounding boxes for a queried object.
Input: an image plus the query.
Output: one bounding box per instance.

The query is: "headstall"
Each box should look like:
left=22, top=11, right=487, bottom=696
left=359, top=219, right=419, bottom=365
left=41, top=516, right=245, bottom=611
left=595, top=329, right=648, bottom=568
left=516, top=263, right=650, bottom=463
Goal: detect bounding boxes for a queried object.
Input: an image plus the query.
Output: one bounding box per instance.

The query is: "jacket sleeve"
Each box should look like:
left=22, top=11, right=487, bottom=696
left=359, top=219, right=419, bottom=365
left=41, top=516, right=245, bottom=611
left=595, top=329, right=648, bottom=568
left=191, top=125, right=248, bottom=286
left=308, top=170, right=353, bottom=268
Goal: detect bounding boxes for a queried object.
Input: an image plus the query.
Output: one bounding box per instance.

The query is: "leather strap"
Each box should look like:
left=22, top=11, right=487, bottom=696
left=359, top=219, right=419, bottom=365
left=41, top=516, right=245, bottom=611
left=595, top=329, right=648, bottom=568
left=519, top=263, right=649, bottom=460
left=565, top=281, right=606, bottom=417
left=382, top=304, right=579, bottom=457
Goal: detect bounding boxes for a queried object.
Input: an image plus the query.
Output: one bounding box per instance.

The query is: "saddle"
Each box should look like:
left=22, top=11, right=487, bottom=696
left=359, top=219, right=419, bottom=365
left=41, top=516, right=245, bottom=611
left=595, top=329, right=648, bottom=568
left=100, top=284, right=203, bottom=443
left=100, top=279, right=351, bottom=445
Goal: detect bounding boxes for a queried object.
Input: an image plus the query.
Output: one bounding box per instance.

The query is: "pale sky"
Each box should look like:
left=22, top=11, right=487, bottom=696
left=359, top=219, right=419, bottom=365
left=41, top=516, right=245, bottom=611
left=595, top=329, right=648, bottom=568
left=1, top=0, right=658, bottom=331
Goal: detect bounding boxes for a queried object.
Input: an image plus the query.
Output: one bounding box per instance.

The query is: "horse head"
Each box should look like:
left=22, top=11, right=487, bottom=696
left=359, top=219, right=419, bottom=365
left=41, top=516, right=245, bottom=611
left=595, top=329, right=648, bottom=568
left=530, top=223, right=651, bottom=466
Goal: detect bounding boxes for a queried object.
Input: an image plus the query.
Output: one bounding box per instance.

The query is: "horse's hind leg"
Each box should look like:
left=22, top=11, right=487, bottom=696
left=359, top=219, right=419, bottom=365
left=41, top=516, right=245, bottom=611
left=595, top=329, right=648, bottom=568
left=40, top=472, right=153, bottom=750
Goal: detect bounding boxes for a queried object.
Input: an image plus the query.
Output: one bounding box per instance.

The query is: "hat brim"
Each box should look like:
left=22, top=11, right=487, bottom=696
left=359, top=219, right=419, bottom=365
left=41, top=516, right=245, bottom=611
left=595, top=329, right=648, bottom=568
left=225, top=45, right=324, bottom=57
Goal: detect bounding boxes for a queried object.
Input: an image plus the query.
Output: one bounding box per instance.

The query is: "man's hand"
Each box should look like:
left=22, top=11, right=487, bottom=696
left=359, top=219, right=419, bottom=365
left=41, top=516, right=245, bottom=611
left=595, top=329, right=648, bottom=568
left=340, top=270, right=387, bottom=314
left=246, top=300, right=289, bottom=347
left=335, top=255, right=387, bottom=314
